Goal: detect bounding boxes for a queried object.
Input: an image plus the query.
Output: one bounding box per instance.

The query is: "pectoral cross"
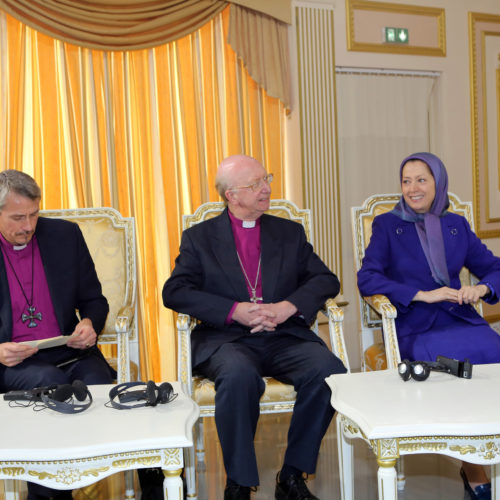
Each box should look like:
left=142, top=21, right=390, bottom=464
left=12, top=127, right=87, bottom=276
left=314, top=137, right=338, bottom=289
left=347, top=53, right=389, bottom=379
left=22, top=306, right=42, bottom=328
left=250, top=290, right=263, bottom=303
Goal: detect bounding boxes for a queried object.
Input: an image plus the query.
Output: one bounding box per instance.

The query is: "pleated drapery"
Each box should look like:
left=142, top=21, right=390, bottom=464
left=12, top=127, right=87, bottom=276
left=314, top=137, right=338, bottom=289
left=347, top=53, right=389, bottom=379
left=0, top=6, right=286, bottom=380
left=228, top=4, right=291, bottom=108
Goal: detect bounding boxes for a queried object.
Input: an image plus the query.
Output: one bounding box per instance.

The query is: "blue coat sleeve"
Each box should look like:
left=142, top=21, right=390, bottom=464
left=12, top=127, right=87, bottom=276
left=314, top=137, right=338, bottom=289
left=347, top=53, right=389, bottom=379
left=357, top=214, right=420, bottom=310
left=461, top=218, right=500, bottom=303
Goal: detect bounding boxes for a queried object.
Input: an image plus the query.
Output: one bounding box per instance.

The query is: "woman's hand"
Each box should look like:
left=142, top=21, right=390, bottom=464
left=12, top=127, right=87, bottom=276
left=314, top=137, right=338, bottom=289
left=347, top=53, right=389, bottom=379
left=457, top=284, right=489, bottom=305
left=413, top=287, right=458, bottom=303
left=413, top=284, right=489, bottom=304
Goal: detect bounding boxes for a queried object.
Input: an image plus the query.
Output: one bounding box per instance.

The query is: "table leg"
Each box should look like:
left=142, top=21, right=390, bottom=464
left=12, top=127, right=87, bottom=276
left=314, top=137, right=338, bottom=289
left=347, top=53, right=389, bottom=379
left=336, top=415, right=354, bottom=500
left=376, top=458, right=397, bottom=500
left=164, top=468, right=184, bottom=500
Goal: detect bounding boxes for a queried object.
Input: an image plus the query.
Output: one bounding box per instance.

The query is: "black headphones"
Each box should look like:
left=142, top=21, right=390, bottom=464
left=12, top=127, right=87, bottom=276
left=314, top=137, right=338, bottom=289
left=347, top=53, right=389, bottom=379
left=398, top=355, right=473, bottom=382
left=39, top=380, right=93, bottom=413
left=107, top=381, right=176, bottom=410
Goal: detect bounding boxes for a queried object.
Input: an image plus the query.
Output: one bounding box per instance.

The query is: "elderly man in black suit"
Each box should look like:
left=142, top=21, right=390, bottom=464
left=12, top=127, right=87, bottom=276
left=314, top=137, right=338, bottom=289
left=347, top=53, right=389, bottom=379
left=0, top=170, right=113, bottom=500
left=163, top=154, right=346, bottom=500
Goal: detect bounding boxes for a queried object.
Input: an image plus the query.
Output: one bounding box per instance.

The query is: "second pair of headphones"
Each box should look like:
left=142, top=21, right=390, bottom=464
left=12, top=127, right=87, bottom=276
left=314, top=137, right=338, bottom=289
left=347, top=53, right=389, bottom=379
left=39, top=380, right=93, bottom=414
left=398, top=355, right=473, bottom=382
left=107, top=381, right=176, bottom=410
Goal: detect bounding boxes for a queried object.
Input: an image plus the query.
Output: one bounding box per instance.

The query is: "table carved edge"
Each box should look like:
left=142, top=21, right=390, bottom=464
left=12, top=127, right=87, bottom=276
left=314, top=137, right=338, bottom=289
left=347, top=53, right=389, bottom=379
left=0, top=447, right=184, bottom=498
left=336, top=413, right=500, bottom=500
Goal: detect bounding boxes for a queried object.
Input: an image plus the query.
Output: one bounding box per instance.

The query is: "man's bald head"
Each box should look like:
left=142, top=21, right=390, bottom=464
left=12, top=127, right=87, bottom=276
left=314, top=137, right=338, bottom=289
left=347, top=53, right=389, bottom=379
left=215, top=155, right=263, bottom=202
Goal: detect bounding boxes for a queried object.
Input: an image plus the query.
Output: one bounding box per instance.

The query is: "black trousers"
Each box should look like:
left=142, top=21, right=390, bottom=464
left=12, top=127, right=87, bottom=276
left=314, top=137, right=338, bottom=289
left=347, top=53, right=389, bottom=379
left=196, top=332, right=347, bottom=487
left=1, top=345, right=114, bottom=498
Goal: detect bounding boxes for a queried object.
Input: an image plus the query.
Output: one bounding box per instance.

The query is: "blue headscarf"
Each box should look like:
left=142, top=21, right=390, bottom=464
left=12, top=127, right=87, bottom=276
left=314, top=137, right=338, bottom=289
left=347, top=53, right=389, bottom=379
left=391, top=152, right=450, bottom=286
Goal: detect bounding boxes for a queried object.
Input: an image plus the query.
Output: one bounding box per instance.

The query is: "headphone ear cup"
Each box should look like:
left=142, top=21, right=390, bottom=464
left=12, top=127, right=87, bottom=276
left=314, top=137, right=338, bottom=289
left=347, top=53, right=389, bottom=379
left=72, top=380, right=88, bottom=401
left=51, top=384, right=73, bottom=402
left=411, top=362, right=430, bottom=381
left=398, top=360, right=412, bottom=381
left=145, top=380, right=158, bottom=406
left=157, top=382, right=173, bottom=404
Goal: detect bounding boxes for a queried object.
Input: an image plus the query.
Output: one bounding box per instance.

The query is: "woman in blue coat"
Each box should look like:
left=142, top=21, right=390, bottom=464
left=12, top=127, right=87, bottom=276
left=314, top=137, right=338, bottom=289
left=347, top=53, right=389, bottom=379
left=357, top=152, right=500, bottom=500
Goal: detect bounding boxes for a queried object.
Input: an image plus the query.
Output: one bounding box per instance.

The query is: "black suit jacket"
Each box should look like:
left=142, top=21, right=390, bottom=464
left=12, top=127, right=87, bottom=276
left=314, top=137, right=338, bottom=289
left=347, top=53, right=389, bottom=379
left=0, top=217, right=109, bottom=343
left=163, top=209, right=340, bottom=367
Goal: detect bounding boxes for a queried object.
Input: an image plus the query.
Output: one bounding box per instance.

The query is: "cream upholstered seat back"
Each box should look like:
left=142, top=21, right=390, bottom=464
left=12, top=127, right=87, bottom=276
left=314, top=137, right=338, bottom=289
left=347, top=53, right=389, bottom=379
left=40, top=207, right=138, bottom=383
left=351, top=192, right=479, bottom=370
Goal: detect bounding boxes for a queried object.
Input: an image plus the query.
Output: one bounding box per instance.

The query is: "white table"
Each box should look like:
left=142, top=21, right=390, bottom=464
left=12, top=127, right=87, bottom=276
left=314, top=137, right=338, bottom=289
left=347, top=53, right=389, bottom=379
left=327, top=364, right=500, bottom=500
left=0, top=382, right=199, bottom=500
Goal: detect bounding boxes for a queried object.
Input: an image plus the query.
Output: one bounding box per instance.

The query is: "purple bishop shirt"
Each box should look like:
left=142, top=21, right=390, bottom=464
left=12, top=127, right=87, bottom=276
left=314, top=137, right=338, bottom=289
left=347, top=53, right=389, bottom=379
left=0, top=233, right=61, bottom=342
left=226, top=211, right=263, bottom=323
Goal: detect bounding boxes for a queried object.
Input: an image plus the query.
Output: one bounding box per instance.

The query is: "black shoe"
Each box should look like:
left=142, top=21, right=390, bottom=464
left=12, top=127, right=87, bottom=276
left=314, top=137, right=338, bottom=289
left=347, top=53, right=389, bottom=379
left=460, top=468, right=491, bottom=500
left=275, top=472, right=319, bottom=500
left=224, top=484, right=252, bottom=500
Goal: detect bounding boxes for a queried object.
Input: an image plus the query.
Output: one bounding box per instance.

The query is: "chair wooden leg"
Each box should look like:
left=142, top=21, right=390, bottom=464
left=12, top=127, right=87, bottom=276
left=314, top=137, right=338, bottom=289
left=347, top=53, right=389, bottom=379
left=336, top=415, right=354, bottom=500
left=124, top=470, right=135, bottom=500
left=492, top=463, right=499, bottom=500
left=396, top=457, right=405, bottom=491
left=195, top=419, right=206, bottom=471
left=185, top=444, right=197, bottom=499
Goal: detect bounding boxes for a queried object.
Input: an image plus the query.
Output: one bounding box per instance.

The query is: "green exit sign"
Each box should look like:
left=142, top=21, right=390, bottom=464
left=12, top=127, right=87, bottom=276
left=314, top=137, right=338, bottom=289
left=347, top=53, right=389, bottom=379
left=384, top=27, right=409, bottom=44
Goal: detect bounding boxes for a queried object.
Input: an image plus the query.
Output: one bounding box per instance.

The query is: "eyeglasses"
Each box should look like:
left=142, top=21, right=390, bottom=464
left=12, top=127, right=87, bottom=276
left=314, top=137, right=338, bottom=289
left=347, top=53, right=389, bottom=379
left=230, top=173, right=273, bottom=192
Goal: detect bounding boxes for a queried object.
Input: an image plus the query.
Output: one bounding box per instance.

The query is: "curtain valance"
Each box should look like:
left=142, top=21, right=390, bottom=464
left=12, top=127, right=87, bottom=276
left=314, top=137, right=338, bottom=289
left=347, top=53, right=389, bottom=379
left=0, top=0, right=291, bottom=51
left=0, top=0, right=227, bottom=51
left=0, top=0, right=291, bottom=108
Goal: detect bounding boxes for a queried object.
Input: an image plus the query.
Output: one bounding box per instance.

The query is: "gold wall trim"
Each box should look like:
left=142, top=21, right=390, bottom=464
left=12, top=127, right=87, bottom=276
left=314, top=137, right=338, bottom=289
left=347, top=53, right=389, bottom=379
left=295, top=4, right=342, bottom=282
left=346, top=0, right=446, bottom=56
left=498, top=66, right=500, bottom=192
left=469, top=12, right=500, bottom=238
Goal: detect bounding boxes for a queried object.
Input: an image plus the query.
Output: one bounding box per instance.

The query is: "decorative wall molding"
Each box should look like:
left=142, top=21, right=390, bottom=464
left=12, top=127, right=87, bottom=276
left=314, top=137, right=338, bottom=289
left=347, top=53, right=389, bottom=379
left=295, top=2, right=342, bottom=279
left=346, top=0, right=446, bottom=56
left=469, top=12, right=500, bottom=238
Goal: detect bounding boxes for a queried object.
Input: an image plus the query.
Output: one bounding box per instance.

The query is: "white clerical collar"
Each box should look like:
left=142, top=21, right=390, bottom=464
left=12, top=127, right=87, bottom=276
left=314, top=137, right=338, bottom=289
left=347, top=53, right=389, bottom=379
left=242, top=220, right=256, bottom=228
left=13, top=244, right=27, bottom=251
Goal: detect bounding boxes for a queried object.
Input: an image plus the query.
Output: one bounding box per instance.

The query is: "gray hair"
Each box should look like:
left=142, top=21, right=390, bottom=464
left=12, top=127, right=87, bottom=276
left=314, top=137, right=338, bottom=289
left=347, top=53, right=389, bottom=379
left=215, top=172, right=230, bottom=203
left=0, top=170, right=41, bottom=210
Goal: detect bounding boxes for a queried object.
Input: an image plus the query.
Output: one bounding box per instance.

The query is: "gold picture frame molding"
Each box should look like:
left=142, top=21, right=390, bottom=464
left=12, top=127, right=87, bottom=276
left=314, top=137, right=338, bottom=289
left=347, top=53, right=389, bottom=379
left=346, top=0, right=446, bottom=56
left=469, top=12, right=500, bottom=238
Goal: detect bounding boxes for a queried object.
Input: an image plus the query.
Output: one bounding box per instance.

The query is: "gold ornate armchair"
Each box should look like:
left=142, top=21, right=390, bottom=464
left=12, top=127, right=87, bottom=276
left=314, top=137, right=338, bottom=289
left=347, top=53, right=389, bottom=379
left=351, top=192, right=480, bottom=370
left=177, top=199, right=350, bottom=499
left=40, top=207, right=139, bottom=383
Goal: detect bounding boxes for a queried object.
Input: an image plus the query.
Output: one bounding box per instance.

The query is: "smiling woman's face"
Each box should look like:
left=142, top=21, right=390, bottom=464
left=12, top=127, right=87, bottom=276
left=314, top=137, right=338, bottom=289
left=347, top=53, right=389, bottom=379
left=401, top=160, right=436, bottom=214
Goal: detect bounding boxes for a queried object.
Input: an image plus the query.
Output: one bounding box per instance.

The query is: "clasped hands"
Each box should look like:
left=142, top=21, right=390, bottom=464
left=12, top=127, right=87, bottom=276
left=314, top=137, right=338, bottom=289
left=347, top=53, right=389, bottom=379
left=414, top=284, right=490, bottom=305
left=233, top=300, right=298, bottom=333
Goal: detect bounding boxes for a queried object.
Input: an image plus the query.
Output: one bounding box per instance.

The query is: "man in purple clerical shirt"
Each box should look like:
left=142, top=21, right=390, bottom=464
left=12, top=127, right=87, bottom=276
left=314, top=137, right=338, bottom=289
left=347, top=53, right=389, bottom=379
left=163, top=155, right=346, bottom=500
left=0, top=170, right=113, bottom=500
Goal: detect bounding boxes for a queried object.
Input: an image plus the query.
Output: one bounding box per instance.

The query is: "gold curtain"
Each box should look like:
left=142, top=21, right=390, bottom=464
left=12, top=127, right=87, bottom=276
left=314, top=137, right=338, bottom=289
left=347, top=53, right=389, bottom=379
left=0, top=6, right=286, bottom=381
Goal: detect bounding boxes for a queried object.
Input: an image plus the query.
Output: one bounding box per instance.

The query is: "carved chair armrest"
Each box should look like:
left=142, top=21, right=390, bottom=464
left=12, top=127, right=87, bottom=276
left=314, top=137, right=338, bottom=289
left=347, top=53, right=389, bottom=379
left=321, top=298, right=350, bottom=373
left=115, top=304, right=135, bottom=334
left=363, top=294, right=401, bottom=369
left=363, top=294, right=397, bottom=317
left=177, top=313, right=197, bottom=395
